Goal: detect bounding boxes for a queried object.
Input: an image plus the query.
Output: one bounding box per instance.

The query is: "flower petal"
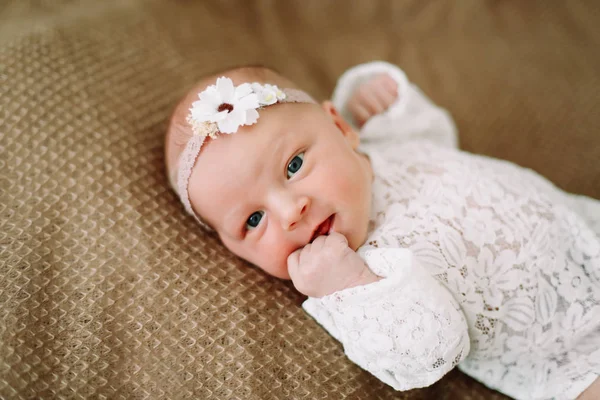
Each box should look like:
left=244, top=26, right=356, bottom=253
left=258, top=90, right=277, bottom=105
left=251, top=82, right=263, bottom=93
left=216, top=77, right=235, bottom=103
left=411, top=242, right=446, bottom=274
left=562, top=302, right=585, bottom=331
left=211, top=110, right=230, bottom=122
left=485, top=288, right=504, bottom=308
left=479, top=247, right=495, bottom=276
left=276, top=89, right=286, bottom=101
left=217, top=119, right=237, bottom=134
left=198, top=86, right=220, bottom=108
left=236, top=93, right=260, bottom=110
left=218, top=109, right=245, bottom=133
left=501, top=297, right=535, bottom=331
left=229, top=108, right=247, bottom=125
left=495, top=269, right=526, bottom=291
left=535, top=276, right=558, bottom=325
left=190, top=103, right=217, bottom=121
left=437, top=225, right=467, bottom=267
left=244, top=109, right=259, bottom=126
left=235, top=83, right=253, bottom=98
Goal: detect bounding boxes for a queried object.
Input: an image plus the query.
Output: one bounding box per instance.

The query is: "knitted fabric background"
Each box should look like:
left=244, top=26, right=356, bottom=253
left=1, top=1, right=599, bottom=399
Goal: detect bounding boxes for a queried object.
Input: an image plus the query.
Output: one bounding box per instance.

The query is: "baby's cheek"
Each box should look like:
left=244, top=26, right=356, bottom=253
left=256, top=235, right=295, bottom=280
left=218, top=235, right=288, bottom=278
left=314, top=163, right=352, bottom=200
left=331, top=170, right=362, bottom=200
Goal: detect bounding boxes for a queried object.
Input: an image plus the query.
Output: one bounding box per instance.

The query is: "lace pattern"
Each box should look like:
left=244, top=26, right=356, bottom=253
left=362, top=140, right=600, bottom=399
left=302, top=61, right=600, bottom=400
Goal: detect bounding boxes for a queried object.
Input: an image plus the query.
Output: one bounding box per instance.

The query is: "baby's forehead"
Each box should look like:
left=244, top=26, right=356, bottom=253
left=167, top=67, right=295, bottom=180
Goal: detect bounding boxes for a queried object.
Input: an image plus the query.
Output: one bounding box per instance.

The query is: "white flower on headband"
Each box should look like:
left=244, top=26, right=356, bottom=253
left=188, top=77, right=260, bottom=135
left=251, top=83, right=287, bottom=106
left=187, top=78, right=289, bottom=137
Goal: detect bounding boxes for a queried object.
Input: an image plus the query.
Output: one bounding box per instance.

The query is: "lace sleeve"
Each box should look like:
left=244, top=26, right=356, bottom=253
left=331, top=61, right=458, bottom=149
left=565, top=193, right=600, bottom=237
left=302, top=249, right=470, bottom=391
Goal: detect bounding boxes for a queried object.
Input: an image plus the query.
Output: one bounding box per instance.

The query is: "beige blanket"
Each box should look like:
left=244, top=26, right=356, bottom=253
left=2, top=1, right=599, bottom=398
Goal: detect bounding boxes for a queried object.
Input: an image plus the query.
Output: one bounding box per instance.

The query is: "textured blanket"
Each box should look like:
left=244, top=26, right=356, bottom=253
left=2, top=1, right=599, bottom=398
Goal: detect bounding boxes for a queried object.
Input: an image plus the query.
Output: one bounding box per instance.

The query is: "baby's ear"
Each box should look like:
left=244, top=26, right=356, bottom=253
left=321, top=101, right=360, bottom=149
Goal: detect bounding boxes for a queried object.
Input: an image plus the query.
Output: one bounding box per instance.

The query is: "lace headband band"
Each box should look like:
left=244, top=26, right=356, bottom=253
left=176, top=77, right=317, bottom=229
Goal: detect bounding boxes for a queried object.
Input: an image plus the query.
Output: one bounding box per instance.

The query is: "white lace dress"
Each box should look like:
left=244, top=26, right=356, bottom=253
left=302, top=62, right=600, bottom=400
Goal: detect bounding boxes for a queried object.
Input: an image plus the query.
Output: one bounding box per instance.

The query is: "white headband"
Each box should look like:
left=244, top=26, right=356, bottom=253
left=175, top=77, right=317, bottom=229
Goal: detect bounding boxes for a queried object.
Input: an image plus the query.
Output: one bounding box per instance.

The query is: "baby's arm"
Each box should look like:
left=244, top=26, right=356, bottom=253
left=289, top=235, right=470, bottom=390
left=333, top=61, right=458, bottom=148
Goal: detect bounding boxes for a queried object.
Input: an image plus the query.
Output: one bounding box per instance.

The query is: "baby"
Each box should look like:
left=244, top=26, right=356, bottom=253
left=165, top=62, right=600, bottom=400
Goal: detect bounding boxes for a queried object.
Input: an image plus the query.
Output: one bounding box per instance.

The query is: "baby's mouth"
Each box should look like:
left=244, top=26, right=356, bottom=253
left=310, top=214, right=335, bottom=243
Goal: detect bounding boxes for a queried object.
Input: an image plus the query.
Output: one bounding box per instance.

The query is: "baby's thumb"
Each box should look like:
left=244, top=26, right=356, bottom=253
left=286, top=249, right=301, bottom=282
left=328, top=231, right=349, bottom=247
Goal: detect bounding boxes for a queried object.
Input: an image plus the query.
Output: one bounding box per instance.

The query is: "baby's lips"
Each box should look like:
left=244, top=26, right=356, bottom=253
left=327, top=214, right=336, bottom=234
left=310, top=214, right=334, bottom=243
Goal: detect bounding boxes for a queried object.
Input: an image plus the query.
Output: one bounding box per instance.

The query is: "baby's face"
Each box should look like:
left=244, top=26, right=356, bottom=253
left=188, top=102, right=372, bottom=279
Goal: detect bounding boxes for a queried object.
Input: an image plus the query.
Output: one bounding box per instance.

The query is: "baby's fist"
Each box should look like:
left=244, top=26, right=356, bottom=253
left=287, top=232, right=381, bottom=298
left=347, top=73, right=398, bottom=128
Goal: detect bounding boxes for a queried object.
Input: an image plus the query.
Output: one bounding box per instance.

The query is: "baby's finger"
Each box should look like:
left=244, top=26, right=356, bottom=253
left=375, top=82, right=397, bottom=107
left=359, top=89, right=386, bottom=116
left=287, top=249, right=301, bottom=281
left=373, top=74, right=398, bottom=97
left=310, top=234, right=327, bottom=253
left=372, top=90, right=394, bottom=112
left=287, top=249, right=301, bottom=269
left=352, top=103, right=371, bottom=127
left=326, top=231, right=349, bottom=248
left=299, top=243, right=312, bottom=265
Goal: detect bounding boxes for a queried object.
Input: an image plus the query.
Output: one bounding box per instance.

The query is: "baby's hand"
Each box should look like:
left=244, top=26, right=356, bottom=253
left=287, top=232, right=382, bottom=298
left=347, top=73, right=398, bottom=128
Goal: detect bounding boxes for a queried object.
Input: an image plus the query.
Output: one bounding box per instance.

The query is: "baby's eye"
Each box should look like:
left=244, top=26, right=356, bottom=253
left=245, top=211, right=264, bottom=230
left=287, top=152, right=304, bottom=179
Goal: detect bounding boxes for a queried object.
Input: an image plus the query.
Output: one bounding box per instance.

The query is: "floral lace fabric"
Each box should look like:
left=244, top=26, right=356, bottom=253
left=302, top=62, right=600, bottom=400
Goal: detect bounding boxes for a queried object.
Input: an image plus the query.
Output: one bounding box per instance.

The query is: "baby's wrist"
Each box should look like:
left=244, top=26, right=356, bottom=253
left=343, top=268, right=382, bottom=290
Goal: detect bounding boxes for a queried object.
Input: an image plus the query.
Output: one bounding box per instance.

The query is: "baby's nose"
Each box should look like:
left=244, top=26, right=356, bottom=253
left=268, top=188, right=310, bottom=231
left=284, top=200, right=308, bottom=231
left=282, top=196, right=310, bottom=231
